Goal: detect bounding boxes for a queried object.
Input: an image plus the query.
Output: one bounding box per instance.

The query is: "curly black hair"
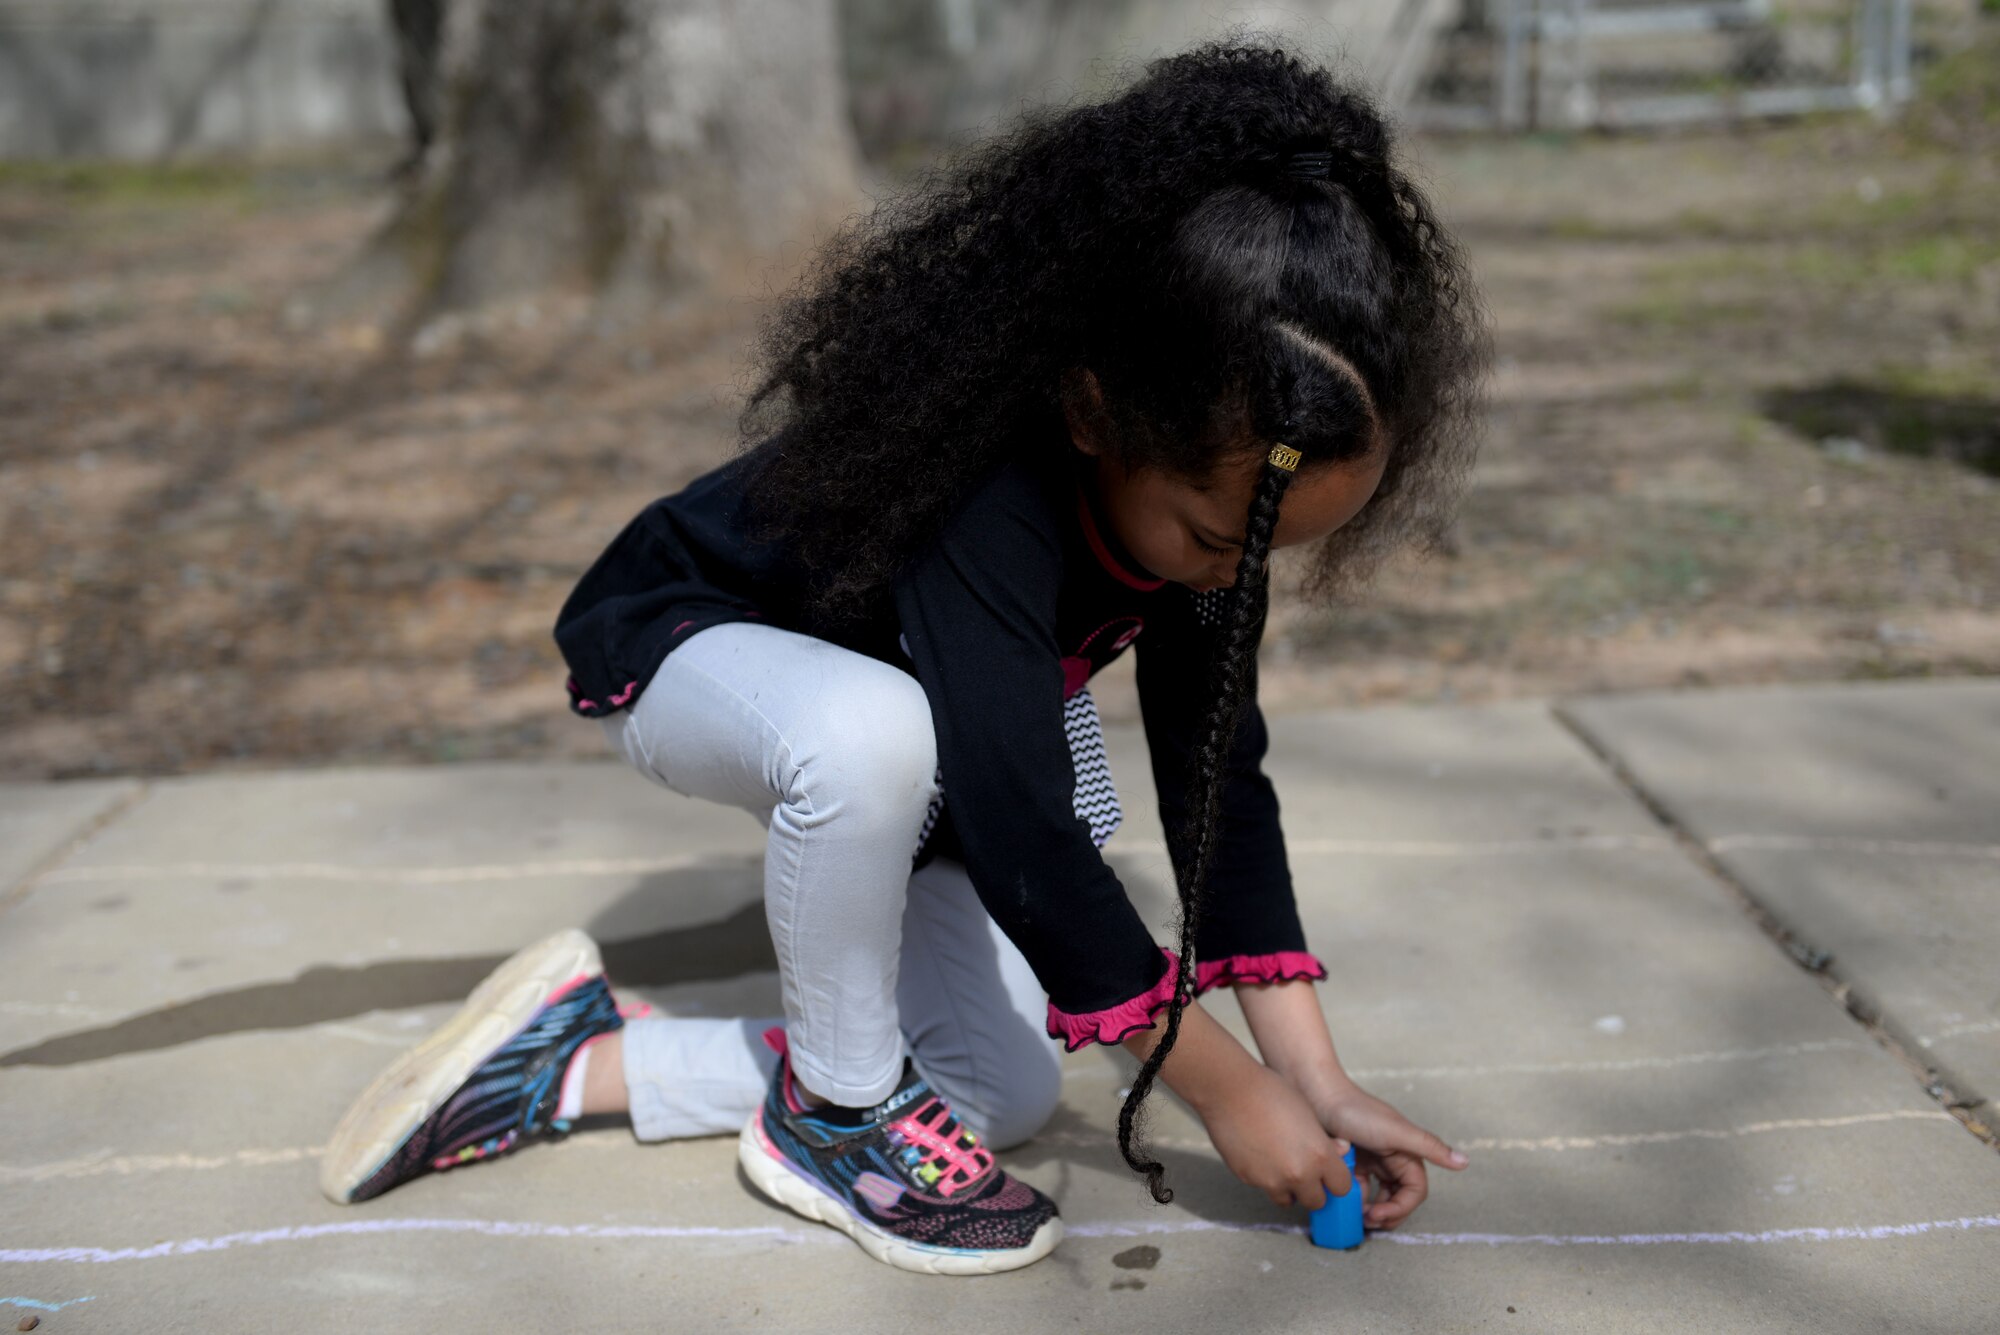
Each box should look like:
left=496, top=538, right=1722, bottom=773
left=738, top=38, right=1490, bottom=1204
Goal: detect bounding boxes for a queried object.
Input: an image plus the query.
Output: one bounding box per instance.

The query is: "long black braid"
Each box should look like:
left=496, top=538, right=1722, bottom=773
left=1116, top=453, right=1297, bottom=1204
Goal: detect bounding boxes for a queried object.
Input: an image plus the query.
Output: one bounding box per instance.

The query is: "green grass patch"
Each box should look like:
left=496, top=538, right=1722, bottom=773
left=1529, top=498, right=1760, bottom=629
left=0, top=160, right=260, bottom=209
left=1606, top=288, right=1761, bottom=333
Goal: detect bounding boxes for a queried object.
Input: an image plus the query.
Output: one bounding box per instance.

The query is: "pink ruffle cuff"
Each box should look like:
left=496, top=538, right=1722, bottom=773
left=1045, top=948, right=1185, bottom=1052
left=1193, top=951, right=1328, bottom=995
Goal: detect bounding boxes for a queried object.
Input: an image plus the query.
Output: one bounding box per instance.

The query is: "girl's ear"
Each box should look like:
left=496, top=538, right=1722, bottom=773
left=1061, top=367, right=1109, bottom=457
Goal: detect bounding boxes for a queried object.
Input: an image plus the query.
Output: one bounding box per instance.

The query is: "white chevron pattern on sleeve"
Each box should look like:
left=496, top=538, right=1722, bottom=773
left=912, top=685, right=1122, bottom=861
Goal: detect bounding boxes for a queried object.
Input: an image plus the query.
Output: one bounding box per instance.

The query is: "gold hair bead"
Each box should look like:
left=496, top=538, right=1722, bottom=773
left=1267, top=442, right=1303, bottom=472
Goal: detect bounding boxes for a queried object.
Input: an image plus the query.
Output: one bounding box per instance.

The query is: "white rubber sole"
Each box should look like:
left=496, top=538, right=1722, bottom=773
left=319, top=928, right=602, bottom=1205
left=736, top=1110, right=1063, bottom=1275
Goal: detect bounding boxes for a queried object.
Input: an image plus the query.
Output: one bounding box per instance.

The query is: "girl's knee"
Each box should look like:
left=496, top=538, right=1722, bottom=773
left=794, top=668, right=939, bottom=810
left=969, top=1046, right=1063, bottom=1151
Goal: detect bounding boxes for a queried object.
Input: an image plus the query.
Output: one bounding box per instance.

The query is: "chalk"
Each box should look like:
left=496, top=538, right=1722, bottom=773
left=1308, top=1144, right=1364, bottom=1250
left=7, top=1213, right=1999, bottom=1265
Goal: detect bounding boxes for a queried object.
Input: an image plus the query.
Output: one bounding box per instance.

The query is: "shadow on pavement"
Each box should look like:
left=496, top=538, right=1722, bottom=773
left=1, top=873, right=777, bottom=1068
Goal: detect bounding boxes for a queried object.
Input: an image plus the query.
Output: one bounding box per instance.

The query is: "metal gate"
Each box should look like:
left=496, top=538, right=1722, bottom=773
left=1414, top=0, right=1931, bottom=131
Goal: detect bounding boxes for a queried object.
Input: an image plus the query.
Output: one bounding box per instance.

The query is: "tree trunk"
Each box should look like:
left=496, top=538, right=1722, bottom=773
left=388, top=0, right=445, bottom=161
left=350, top=0, right=862, bottom=325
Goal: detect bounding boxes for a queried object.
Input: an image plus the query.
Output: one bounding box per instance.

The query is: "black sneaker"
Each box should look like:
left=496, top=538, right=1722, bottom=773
left=320, top=929, right=624, bottom=1204
left=736, top=1026, right=1062, bottom=1274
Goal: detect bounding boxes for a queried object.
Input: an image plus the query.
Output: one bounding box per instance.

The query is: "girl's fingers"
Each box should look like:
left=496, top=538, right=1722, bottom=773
left=1361, top=1150, right=1429, bottom=1227
left=1334, top=1098, right=1466, bottom=1169
left=1399, top=1121, right=1469, bottom=1169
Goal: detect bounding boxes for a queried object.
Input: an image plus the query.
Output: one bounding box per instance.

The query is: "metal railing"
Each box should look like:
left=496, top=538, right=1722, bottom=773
left=1414, top=0, right=1927, bottom=131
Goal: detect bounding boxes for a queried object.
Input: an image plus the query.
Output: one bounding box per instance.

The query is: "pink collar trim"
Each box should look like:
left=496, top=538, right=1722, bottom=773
left=1074, top=482, right=1166, bottom=592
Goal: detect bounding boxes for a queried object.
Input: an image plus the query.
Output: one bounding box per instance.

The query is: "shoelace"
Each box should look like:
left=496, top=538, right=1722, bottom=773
left=885, top=1098, right=995, bottom=1198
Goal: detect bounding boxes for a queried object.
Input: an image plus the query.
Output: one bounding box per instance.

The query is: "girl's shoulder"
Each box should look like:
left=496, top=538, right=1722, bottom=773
left=938, top=448, right=1075, bottom=542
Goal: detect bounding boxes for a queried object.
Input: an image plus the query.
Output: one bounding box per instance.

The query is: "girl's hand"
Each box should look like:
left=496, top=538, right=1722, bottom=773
left=1309, top=1081, right=1468, bottom=1230
left=1199, top=1062, right=1355, bottom=1210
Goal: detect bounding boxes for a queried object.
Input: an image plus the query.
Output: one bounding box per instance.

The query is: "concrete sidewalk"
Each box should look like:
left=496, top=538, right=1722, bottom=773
left=2, top=683, right=1996, bottom=1332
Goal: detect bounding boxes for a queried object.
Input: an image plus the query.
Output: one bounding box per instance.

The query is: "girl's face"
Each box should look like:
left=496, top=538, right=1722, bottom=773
left=1071, top=428, right=1389, bottom=594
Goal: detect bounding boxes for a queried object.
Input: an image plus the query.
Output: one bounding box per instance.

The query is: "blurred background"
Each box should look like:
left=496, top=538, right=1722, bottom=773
left=1, top=0, right=1995, bottom=780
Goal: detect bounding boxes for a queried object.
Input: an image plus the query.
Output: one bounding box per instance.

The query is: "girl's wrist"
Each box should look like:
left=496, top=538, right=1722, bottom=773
left=1283, top=1052, right=1359, bottom=1107
left=1233, top=974, right=1355, bottom=1102
left=1119, top=1001, right=1259, bottom=1118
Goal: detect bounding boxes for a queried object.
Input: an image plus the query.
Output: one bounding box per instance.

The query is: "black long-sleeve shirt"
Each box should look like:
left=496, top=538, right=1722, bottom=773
left=554, top=427, right=1326, bottom=1044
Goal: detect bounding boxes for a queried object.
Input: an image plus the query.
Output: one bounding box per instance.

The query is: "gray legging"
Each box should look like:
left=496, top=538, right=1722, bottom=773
left=597, top=620, right=1065, bottom=1150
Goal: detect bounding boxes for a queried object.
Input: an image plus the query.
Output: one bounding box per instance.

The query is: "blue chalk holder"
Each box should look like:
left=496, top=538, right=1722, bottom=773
left=1308, top=1144, right=1364, bottom=1249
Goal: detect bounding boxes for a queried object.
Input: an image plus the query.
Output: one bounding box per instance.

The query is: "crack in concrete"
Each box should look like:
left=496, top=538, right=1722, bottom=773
left=0, top=782, right=152, bottom=920
left=1550, top=702, right=1998, bottom=1154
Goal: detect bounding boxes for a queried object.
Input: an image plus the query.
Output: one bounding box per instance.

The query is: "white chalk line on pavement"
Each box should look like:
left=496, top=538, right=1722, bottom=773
left=1456, top=1108, right=1956, bottom=1151
left=1040, top=1108, right=1960, bottom=1156
left=1, top=1146, right=329, bottom=1184
left=2, top=1006, right=434, bottom=1059
left=1349, top=1036, right=1867, bottom=1081
left=2, top=995, right=1881, bottom=1080
left=0, top=1137, right=624, bottom=1184
left=1707, top=834, right=2000, bottom=861
left=1176, top=835, right=1680, bottom=858
left=35, top=855, right=721, bottom=887
left=319, top=1023, right=424, bottom=1048
left=6, top=1213, right=1998, bottom=1264
left=32, top=832, right=1682, bottom=889
left=4, top=1103, right=1957, bottom=1185
left=1064, top=1036, right=1870, bottom=1085
left=0, top=1001, right=119, bottom=1020
left=34, top=829, right=1998, bottom=890
left=1918, top=1017, right=2000, bottom=1046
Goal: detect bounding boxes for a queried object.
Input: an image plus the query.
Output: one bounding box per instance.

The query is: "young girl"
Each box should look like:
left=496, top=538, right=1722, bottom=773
left=319, top=41, right=1490, bottom=1276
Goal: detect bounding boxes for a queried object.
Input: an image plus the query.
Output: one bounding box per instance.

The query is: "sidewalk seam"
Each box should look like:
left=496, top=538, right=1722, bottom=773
left=0, top=781, right=153, bottom=920
left=1549, top=702, right=1998, bottom=1156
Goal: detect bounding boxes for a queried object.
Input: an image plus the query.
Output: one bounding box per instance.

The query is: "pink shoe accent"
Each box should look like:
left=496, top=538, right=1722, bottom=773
left=1044, top=948, right=1184, bottom=1052
left=852, top=1170, right=911, bottom=1216
left=887, top=1098, right=995, bottom=1198
left=616, top=1000, right=654, bottom=1021
left=544, top=972, right=600, bottom=1006
left=760, top=1026, right=812, bottom=1114
left=1193, top=951, right=1329, bottom=995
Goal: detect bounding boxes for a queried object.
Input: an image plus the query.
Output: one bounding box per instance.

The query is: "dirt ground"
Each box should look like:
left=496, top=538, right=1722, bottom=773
left=3, top=77, right=1997, bottom=780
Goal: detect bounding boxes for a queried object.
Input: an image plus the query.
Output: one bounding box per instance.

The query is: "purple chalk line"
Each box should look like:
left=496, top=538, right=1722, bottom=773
left=1, top=1296, right=95, bottom=1311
